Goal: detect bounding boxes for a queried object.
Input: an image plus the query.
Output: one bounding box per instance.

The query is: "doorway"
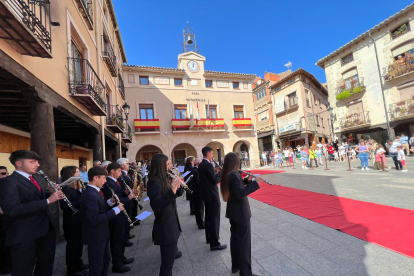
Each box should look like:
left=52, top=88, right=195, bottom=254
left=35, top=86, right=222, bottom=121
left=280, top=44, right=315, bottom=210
left=142, top=152, right=158, bottom=162
left=173, top=150, right=186, bottom=166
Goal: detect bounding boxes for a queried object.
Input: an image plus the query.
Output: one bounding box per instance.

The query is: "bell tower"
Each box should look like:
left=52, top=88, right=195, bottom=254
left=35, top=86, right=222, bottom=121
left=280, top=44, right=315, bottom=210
left=182, top=22, right=199, bottom=53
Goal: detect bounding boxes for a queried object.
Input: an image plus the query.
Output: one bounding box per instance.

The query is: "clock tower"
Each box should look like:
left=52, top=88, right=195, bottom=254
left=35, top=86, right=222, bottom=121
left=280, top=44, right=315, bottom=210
left=178, top=23, right=206, bottom=78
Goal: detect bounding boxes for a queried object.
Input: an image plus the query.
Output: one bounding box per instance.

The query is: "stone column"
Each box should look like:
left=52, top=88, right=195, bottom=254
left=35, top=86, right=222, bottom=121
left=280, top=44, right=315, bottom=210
left=29, top=100, right=60, bottom=238
left=93, top=131, right=103, bottom=161
left=114, top=142, right=120, bottom=161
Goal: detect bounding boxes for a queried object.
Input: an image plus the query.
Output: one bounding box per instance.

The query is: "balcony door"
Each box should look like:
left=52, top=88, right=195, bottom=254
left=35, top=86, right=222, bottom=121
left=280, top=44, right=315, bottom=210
left=70, top=40, right=84, bottom=84
left=234, top=105, right=244, bottom=118
left=206, top=105, right=217, bottom=119
left=139, top=104, right=154, bottom=119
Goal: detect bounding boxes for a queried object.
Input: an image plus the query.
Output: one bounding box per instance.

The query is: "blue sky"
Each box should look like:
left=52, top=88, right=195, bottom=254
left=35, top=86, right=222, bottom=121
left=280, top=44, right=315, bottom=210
left=114, top=0, right=413, bottom=83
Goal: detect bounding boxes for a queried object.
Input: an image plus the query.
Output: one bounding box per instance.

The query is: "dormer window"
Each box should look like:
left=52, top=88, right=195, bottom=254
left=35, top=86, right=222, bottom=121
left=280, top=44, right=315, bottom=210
left=341, top=53, right=354, bottom=66
left=392, top=23, right=410, bottom=40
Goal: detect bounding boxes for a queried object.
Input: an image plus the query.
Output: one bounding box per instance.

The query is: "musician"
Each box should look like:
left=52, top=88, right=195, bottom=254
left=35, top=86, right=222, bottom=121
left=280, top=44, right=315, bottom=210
left=127, top=162, right=142, bottom=226
left=101, top=162, right=135, bottom=273
left=184, top=157, right=195, bottom=216
left=147, top=154, right=184, bottom=276
left=81, top=166, right=123, bottom=276
left=101, top=161, right=111, bottom=172
left=198, top=146, right=226, bottom=250
left=59, top=166, right=88, bottom=276
left=0, top=165, right=10, bottom=275
left=0, top=150, right=65, bottom=276
left=220, top=153, right=262, bottom=276
left=191, top=158, right=205, bottom=229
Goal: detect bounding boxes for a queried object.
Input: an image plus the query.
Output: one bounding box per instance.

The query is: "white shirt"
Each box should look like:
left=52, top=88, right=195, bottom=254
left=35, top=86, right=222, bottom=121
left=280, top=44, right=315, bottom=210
left=283, top=150, right=289, bottom=157
left=122, top=170, right=129, bottom=176
left=398, top=149, right=405, bottom=161
left=87, top=184, right=120, bottom=214
left=14, top=170, right=31, bottom=180
left=107, top=176, right=118, bottom=183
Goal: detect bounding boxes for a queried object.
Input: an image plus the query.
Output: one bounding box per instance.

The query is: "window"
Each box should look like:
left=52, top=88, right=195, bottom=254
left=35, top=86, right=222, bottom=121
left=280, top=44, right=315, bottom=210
left=305, top=90, right=310, bottom=107
left=139, top=104, right=154, bottom=119
left=258, top=110, right=268, bottom=121
left=287, top=78, right=296, bottom=85
left=234, top=105, right=244, bottom=118
left=274, top=86, right=281, bottom=92
left=256, top=89, right=266, bottom=100
left=70, top=39, right=84, bottom=84
left=288, top=93, right=298, bottom=107
left=233, top=82, right=239, bottom=89
left=314, top=95, right=318, bottom=105
left=174, top=78, right=182, bottom=87
left=127, top=74, right=135, bottom=83
left=316, top=115, right=320, bottom=126
left=321, top=117, right=324, bottom=128
left=341, top=53, right=354, bottom=66
left=139, top=76, right=149, bottom=85
left=342, top=69, right=359, bottom=90
left=174, top=105, right=187, bottom=119
left=392, top=23, right=410, bottom=40
left=206, top=105, right=217, bottom=119
left=205, top=80, right=212, bottom=88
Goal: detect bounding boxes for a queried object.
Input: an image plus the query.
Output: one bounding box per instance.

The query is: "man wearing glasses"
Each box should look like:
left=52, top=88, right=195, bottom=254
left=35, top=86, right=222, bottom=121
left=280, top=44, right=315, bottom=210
left=0, top=166, right=8, bottom=179
left=93, top=160, right=102, bottom=167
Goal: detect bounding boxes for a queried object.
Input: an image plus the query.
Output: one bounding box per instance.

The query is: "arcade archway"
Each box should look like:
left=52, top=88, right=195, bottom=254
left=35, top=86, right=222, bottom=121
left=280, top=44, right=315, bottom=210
left=206, top=141, right=225, bottom=164
left=136, top=145, right=163, bottom=162
left=171, top=143, right=197, bottom=166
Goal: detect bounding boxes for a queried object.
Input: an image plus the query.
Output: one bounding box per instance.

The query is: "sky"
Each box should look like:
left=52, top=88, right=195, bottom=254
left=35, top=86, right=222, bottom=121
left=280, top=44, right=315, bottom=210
left=113, top=0, right=414, bottom=83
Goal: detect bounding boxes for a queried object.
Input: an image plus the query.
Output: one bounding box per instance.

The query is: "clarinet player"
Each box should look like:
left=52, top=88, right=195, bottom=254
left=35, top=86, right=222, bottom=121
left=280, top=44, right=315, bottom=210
left=147, top=154, right=183, bottom=276
left=220, top=152, right=263, bottom=276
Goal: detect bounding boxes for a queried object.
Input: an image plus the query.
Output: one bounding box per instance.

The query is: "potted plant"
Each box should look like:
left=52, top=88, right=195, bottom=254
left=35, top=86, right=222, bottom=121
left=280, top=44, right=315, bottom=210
left=401, top=108, right=408, bottom=115
left=128, top=133, right=133, bottom=140
left=109, top=115, right=119, bottom=125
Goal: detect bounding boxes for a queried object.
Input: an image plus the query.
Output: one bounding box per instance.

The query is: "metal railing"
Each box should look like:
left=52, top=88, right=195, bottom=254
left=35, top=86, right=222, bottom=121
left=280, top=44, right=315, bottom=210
left=67, top=57, right=106, bottom=112
left=339, top=111, right=371, bottom=129
left=107, top=105, right=124, bottom=129
left=383, top=59, right=414, bottom=81
left=79, top=0, right=93, bottom=25
left=336, top=77, right=365, bottom=95
left=122, top=124, right=132, bottom=140
left=118, top=75, right=125, bottom=99
left=5, top=0, right=51, bottom=51
left=388, top=97, right=414, bottom=121
left=102, top=35, right=117, bottom=70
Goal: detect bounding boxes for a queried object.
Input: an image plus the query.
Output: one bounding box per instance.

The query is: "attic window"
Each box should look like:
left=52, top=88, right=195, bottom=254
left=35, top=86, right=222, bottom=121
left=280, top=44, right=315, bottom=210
left=392, top=23, right=410, bottom=40
left=341, top=53, right=354, bottom=66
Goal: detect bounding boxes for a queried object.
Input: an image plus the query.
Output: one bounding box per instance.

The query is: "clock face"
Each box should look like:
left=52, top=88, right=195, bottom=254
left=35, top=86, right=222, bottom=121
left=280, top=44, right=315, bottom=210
left=188, top=60, right=199, bottom=72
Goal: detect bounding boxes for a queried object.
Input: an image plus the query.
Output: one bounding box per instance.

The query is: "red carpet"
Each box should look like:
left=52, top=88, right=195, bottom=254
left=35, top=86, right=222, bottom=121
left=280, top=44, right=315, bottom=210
left=244, top=170, right=414, bottom=259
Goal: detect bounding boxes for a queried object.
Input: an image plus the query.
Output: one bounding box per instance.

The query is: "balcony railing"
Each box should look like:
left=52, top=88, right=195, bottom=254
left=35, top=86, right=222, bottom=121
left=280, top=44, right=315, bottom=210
left=102, top=35, right=117, bottom=77
left=107, top=105, right=124, bottom=133
left=118, top=75, right=125, bottom=100
left=232, top=118, right=253, bottom=130
left=389, top=97, right=414, bottom=121
left=275, top=98, right=299, bottom=114
left=383, top=59, right=414, bottom=82
left=121, top=124, right=133, bottom=143
left=74, top=0, right=93, bottom=30
left=335, top=78, right=366, bottom=100
left=391, top=23, right=410, bottom=40
left=339, top=112, right=371, bottom=129
left=171, top=118, right=225, bottom=131
left=68, top=57, right=106, bottom=116
left=0, top=0, right=51, bottom=57
left=135, top=119, right=160, bottom=132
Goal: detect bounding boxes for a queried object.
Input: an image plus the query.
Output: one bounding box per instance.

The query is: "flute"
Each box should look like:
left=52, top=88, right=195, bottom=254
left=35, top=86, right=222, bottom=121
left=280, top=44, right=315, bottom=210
left=37, top=170, right=79, bottom=214
left=107, top=186, right=137, bottom=227
left=119, top=176, right=144, bottom=210
left=167, top=172, right=193, bottom=194
left=238, top=170, right=275, bottom=186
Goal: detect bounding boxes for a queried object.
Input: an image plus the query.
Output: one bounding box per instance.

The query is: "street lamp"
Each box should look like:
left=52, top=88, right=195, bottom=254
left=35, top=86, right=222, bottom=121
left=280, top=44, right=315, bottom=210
left=122, top=102, right=130, bottom=120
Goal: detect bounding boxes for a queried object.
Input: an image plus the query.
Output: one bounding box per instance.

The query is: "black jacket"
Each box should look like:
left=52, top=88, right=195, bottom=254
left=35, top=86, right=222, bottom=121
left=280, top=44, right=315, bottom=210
left=0, top=171, right=53, bottom=247
left=101, top=177, right=131, bottom=206
left=81, top=185, right=116, bottom=245
left=119, top=172, right=134, bottom=210
left=190, top=166, right=201, bottom=198
left=184, top=165, right=193, bottom=189
left=198, top=159, right=222, bottom=202
left=59, top=185, right=83, bottom=227
left=147, top=178, right=183, bottom=245
left=225, top=172, right=260, bottom=225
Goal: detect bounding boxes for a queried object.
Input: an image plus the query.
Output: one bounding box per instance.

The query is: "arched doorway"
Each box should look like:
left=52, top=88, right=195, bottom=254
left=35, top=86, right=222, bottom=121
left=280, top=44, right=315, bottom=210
left=206, top=141, right=225, bottom=165
left=233, top=140, right=251, bottom=168
left=171, top=143, right=197, bottom=166
left=136, top=145, right=163, bottom=162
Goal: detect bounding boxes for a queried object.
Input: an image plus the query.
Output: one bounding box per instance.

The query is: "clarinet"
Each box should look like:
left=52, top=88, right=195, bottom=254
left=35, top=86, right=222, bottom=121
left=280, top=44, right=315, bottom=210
left=79, top=179, right=87, bottom=190
left=119, top=176, right=144, bottom=210
left=37, top=170, right=78, bottom=214
left=107, top=186, right=136, bottom=227
left=167, top=172, right=193, bottom=194
left=212, top=158, right=223, bottom=170
left=238, top=170, right=275, bottom=186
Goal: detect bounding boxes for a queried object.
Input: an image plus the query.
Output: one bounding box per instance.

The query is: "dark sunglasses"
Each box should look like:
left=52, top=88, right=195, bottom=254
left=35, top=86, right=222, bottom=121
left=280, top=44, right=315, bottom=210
left=0, top=172, right=7, bottom=176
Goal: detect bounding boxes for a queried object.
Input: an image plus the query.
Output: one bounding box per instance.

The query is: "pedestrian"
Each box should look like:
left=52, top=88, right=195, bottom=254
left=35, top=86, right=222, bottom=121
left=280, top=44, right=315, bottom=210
left=351, top=148, right=356, bottom=161
left=400, top=134, right=410, bottom=156
left=397, top=145, right=408, bottom=172
left=374, top=145, right=389, bottom=170
left=386, top=138, right=402, bottom=170
left=262, top=151, right=267, bottom=166
left=301, top=146, right=308, bottom=169
left=338, top=144, right=346, bottom=162
left=409, top=134, right=414, bottom=154
left=244, top=152, right=249, bottom=168
left=309, top=148, right=318, bottom=168
left=270, top=151, right=275, bottom=167
left=356, top=141, right=370, bottom=170
left=259, top=152, right=263, bottom=167
left=277, top=150, right=283, bottom=168
left=283, top=148, right=289, bottom=167
left=273, top=151, right=278, bottom=168
left=316, top=147, right=323, bottom=165
left=333, top=150, right=339, bottom=162
left=328, top=144, right=334, bottom=161
left=289, top=149, right=294, bottom=167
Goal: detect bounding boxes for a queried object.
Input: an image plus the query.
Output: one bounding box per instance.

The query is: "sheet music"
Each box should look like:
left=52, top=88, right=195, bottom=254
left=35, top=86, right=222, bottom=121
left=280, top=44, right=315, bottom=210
left=60, top=177, right=82, bottom=187
left=182, top=171, right=191, bottom=178
left=177, top=166, right=185, bottom=173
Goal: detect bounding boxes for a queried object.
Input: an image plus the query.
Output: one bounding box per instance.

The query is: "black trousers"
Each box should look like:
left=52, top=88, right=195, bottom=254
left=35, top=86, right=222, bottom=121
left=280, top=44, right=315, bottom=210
left=159, top=240, right=178, bottom=276
left=109, top=218, right=126, bottom=268
left=230, top=219, right=252, bottom=276
left=188, top=194, right=195, bottom=214
left=63, top=224, right=84, bottom=275
left=204, top=200, right=220, bottom=246
left=0, top=214, right=11, bottom=274
left=125, top=204, right=132, bottom=238
left=132, top=200, right=138, bottom=220
left=193, top=196, right=205, bottom=227
left=9, top=226, right=56, bottom=276
left=88, top=239, right=111, bottom=276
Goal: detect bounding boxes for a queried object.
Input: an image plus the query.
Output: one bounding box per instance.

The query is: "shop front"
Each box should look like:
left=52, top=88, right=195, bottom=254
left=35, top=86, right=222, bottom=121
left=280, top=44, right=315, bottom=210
left=257, top=129, right=276, bottom=151
left=336, top=126, right=389, bottom=147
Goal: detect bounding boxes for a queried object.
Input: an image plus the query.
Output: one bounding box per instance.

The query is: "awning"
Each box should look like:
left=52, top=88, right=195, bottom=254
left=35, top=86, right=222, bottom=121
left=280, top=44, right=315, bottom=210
left=257, top=129, right=275, bottom=139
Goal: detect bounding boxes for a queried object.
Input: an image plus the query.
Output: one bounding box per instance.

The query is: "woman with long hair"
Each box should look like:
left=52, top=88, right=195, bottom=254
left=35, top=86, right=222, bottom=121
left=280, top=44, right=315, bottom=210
left=59, top=166, right=88, bottom=276
left=147, top=154, right=182, bottom=276
left=220, top=153, right=263, bottom=276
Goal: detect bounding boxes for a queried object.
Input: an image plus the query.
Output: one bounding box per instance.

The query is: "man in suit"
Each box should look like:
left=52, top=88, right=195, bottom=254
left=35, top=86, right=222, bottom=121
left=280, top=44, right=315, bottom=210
left=101, top=162, right=135, bottom=273
left=0, top=150, right=65, bottom=276
left=81, top=166, right=123, bottom=276
left=0, top=165, right=10, bottom=275
left=191, top=158, right=205, bottom=229
left=198, top=147, right=226, bottom=251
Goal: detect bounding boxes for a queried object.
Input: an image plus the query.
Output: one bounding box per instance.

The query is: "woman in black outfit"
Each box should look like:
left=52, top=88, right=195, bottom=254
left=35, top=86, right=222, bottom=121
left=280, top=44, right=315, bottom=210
left=147, top=154, right=183, bottom=276
left=220, top=153, right=263, bottom=276
left=184, top=156, right=195, bottom=215
left=59, top=166, right=88, bottom=276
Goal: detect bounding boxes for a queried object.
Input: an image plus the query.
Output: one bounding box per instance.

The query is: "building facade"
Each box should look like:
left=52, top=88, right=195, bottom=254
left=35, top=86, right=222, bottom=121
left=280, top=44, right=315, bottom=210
left=316, top=3, right=414, bottom=145
left=0, top=0, right=130, bottom=180
left=270, top=69, right=331, bottom=149
left=123, top=50, right=260, bottom=167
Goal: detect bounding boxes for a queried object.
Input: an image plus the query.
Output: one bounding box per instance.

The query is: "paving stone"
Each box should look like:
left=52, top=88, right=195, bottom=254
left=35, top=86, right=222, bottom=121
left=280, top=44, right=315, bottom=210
left=257, top=252, right=312, bottom=276
left=283, top=225, right=337, bottom=253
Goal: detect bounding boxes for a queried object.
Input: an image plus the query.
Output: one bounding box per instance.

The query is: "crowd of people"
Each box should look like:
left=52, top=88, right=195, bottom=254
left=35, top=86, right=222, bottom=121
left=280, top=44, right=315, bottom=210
left=258, top=133, right=414, bottom=172
left=0, top=147, right=266, bottom=276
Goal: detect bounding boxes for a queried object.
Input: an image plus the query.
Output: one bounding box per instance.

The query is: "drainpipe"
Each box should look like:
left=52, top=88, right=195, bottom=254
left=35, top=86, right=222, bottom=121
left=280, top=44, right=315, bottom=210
left=368, top=32, right=393, bottom=140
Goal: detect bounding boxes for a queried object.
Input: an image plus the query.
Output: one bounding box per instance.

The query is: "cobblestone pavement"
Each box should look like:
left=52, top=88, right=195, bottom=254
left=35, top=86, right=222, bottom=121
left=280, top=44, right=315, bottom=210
left=48, top=161, right=414, bottom=276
